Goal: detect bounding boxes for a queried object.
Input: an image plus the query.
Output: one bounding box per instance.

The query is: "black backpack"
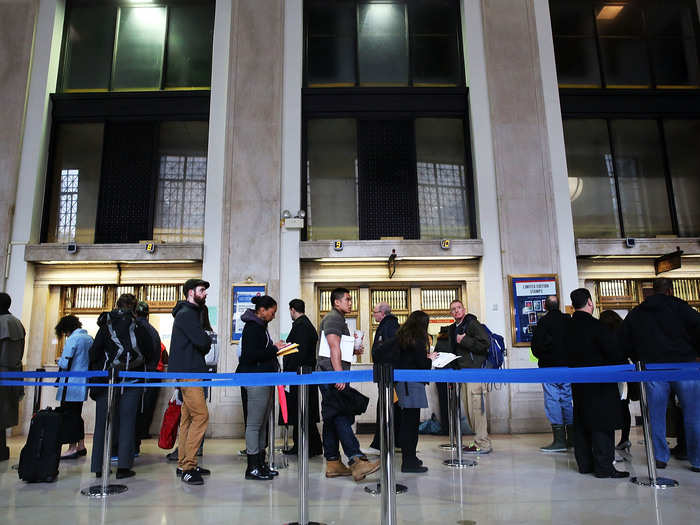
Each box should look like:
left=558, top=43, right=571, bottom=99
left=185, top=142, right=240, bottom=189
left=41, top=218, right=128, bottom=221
left=103, top=312, right=144, bottom=371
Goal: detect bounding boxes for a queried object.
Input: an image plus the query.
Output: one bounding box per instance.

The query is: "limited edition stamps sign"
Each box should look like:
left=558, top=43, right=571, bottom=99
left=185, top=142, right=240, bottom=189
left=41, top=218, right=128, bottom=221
left=509, top=275, right=559, bottom=347
left=231, top=282, right=266, bottom=343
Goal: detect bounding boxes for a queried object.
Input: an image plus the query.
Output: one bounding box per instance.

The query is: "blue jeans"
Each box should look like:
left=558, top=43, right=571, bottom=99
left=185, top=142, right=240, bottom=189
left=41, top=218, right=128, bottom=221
left=319, top=384, right=362, bottom=461
left=646, top=380, right=700, bottom=467
left=542, top=383, right=573, bottom=425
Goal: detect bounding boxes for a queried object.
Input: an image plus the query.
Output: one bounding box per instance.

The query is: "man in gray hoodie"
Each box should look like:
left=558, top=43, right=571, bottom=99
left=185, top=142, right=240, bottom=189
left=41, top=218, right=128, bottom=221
left=170, top=279, right=212, bottom=485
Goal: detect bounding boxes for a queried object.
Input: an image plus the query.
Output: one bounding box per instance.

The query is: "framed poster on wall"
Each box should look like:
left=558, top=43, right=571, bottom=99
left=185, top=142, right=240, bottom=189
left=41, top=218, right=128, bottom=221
left=231, top=282, right=266, bottom=343
left=509, top=275, right=559, bottom=347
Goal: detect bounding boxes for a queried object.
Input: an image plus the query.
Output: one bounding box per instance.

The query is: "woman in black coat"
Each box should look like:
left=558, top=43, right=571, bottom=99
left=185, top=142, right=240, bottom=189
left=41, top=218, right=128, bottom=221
left=237, top=295, right=285, bottom=481
left=283, top=299, right=322, bottom=456
left=376, top=310, right=437, bottom=472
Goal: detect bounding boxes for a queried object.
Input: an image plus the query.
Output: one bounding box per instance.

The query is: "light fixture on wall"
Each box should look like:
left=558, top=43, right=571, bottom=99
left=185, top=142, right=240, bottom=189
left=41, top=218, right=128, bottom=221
left=281, top=209, right=304, bottom=229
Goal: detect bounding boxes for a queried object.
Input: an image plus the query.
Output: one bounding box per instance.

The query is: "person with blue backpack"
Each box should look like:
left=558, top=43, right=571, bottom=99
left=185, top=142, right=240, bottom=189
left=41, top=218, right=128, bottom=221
left=448, top=299, right=493, bottom=454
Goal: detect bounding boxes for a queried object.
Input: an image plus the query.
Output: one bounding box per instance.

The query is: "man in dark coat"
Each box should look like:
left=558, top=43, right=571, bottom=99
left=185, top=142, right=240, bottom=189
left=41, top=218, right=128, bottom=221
left=620, top=277, right=700, bottom=471
left=368, top=302, right=400, bottom=452
left=531, top=296, right=573, bottom=452
left=283, top=299, right=322, bottom=456
left=566, top=288, right=628, bottom=478
left=448, top=299, right=492, bottom=454
left=0, top=293, right=25, bottom=462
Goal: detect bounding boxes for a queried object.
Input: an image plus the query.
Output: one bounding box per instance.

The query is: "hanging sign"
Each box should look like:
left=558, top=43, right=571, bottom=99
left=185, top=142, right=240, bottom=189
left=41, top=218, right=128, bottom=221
left=231, top=282, right=266, bottom=343
left=509, top=275, right=559, bottom=347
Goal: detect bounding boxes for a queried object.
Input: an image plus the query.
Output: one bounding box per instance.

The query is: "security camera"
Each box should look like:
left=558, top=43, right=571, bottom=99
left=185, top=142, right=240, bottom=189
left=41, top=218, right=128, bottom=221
left=625, top=238, right=635, bottom=248
left=67, top=242, right=78, bottom=254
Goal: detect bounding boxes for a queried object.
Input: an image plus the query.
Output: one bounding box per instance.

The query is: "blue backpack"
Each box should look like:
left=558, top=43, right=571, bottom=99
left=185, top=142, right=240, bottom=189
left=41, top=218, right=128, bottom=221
left=481, top=324, right=506, bottom=369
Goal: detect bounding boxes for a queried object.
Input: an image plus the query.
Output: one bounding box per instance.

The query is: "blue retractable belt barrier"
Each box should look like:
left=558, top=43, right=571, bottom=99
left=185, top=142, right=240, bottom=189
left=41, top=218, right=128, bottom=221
left=1, top=364, right=699, bottom=388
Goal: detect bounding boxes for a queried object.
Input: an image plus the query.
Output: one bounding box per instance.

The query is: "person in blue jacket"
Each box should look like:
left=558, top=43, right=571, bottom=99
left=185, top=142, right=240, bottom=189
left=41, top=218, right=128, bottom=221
left=55, top=315, right=93, bottom=459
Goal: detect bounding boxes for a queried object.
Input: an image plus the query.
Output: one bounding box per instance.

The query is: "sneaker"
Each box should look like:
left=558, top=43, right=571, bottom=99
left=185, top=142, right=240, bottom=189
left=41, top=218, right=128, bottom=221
left=166, top=450, right=179, bottom=461
left=176, top=466, right=211, bottom=476
left=689, top=466, right=700, bottom=473
left=615, top=440, right=631, bottom=451
left=361, top=447, right=381, bottom=456
left=181, top=469, right=204, bottom=485
left=110, top=455, right=119, bottom=463
left=463, top=444, right=492, bottom=455
left=595, top=469, right=629, bottom=479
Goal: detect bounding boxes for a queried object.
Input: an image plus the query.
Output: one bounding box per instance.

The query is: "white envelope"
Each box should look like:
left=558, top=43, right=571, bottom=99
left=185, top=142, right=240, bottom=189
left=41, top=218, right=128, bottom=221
left=319, top=330, right=356, bottom=363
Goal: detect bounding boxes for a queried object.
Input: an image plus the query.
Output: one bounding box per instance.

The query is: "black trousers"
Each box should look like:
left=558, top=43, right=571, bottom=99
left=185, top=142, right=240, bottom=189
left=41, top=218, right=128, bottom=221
left=399, top=407, right=420, bottom=463
left=437, top=382, right=449, bottom=435
left=59, top=400, right=85, bottom=443
left=620, top=399, right=631, bottom=442
left=136, top=380, right=161, bottom=440
left=574, top=423, right=615, bottom=475
left=91, top=386, right=141, bottom=472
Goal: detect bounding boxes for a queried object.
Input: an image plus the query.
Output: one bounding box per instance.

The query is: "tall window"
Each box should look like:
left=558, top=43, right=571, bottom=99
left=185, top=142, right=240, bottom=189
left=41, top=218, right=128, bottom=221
left=550, top=0, right=700, bottom=88
left=305, top=0, right=464, bottom=87
left=564, top=117, right=699, bottom=238
left=59, top=0, right=214, bottom=92
left=305, top=118, right=473, bottom=240
left=57, top=170, right=79, bottom=242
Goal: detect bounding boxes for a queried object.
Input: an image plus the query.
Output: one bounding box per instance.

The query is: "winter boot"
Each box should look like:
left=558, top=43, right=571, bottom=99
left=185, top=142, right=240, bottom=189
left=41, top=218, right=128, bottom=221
left=540, top=424, right=567, bottom=452
left=245, top=452, right=273, bottom=480
left=348, top=456, right=381, bottom=481
left=259, top=450, right=279, bottom=477
left=325, top=459, right=352, bottom=478
left=565, top=424, right=575, bottom=448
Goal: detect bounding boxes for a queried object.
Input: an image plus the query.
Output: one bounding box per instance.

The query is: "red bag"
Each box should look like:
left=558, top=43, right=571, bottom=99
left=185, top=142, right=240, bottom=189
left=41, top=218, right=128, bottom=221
left=277, top=385, right=288, bottom=424
left=158, top=400, right=181, bottom=449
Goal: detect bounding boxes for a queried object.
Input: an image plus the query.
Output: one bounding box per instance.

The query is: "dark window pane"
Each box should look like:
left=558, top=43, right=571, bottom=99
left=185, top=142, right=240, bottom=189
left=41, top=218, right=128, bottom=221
left=599, top=38, right=650, bottom=87
left=154, top=122, right=209, bottom=242
left=410, top=0, right=460, bottom=86
left=651, top=38, right=699, bottom=86
left=112, top=6, right=167, bottom=90
left=664, top=120, right=700, bottom=236
left=554, top=37, right=601, bottom=86
left=61, top=7, right=116, bottom=91
left=595, top=5, right=644, bottom=36
left=647, top=5, right=695, bottom=37
left=46, top=123, right=104, bottom=243
left=550, top=3, right=594, bottom=35
left=357, top=3, right=409, bottom=86
left=563, top=119, right=621, bottom=238
left=306, top=119, right=359, bottom=240
left=415, top=119, right=470, bottom=239
left=306, top=4, right=356, bottom=86
left=165, top=5, right=214, bottom=88
left=610, top=120, right=673, bottom=238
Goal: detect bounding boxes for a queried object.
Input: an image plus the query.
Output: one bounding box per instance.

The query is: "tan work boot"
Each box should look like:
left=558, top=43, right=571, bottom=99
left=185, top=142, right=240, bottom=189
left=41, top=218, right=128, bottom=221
left=349, top=457, right=380, bottom=481
left=325, top=459, right=352, bottom=478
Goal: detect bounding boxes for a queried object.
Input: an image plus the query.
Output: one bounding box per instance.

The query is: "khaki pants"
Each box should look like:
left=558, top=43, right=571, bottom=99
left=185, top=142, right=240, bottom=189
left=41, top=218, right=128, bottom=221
left=177, top=380, right=209, bottom=471
left=463, top=382, right=490, bottom=449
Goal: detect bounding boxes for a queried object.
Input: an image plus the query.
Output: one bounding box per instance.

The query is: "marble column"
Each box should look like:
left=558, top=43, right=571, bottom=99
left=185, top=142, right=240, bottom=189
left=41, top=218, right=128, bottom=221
left=481, top=0, right=574, bottom=432
left=211, top=0, right=284, bottom=437
left=0, top=1, right=36, bottom=292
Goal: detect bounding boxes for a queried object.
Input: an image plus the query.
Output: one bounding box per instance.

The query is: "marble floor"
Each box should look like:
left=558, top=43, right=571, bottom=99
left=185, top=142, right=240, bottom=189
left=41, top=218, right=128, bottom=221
left=1, top=429, right=698, bottom=525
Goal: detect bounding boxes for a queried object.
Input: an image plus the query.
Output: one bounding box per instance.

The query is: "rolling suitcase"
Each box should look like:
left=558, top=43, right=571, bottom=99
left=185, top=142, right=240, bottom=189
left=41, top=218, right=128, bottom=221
left=18, top=408, right=62, bottom=483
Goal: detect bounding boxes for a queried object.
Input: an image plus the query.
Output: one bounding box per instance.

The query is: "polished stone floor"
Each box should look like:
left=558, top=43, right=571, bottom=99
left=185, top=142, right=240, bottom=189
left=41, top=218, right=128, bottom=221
left=1, top=429, right=698, bottom=525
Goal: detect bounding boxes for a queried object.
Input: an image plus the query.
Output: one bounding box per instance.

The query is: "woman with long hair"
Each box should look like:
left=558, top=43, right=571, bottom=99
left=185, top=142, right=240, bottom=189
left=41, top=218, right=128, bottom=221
left=236, top=295, right=286, bottom=480
left=55, top=315, right=93, bottom=459
left=377, top=310, right=437, bottom=472
left=599, top=309, right=634, bottom=451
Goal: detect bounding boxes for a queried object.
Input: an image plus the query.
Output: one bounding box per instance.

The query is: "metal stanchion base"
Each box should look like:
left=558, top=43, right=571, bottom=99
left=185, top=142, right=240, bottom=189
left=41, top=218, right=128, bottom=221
left=364, top=483, right=408, bottom=495
left=444, top=459, right=477, bottom=468
left=630, top=476, right=679, bottom=488
left=80, top=484, right=128, bottom=498
left=11, top=464, right=18, bottom=470
left=284, top=522, right=327, bottom=525
left=439, top=443, right=456, bottom=450
left=270, top=461, right=288, bottom=470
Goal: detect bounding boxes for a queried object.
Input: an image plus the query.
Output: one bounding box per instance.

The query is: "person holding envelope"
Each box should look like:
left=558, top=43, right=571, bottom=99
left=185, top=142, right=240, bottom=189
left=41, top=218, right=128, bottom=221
left=317, top=287, right=380, bottom=481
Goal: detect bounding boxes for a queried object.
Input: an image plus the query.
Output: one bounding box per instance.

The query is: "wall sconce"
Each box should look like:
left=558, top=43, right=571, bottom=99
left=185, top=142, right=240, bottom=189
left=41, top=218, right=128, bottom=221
left=281, top=209, right=304, bottom=229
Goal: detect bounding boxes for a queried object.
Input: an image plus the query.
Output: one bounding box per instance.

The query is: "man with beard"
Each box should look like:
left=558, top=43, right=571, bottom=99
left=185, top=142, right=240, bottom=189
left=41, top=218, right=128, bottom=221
left=169, top=279, right=213, bottom=485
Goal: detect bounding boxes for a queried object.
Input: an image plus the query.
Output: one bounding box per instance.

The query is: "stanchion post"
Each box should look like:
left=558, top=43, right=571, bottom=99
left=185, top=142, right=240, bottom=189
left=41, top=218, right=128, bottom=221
left=284, top=366, right=324, bottom=525
left=630, top=361, right=678, bottom=489
left=379, top=364, right=397, bottom=525
left=444, top=383, right=476, bottom=469
left=81, top=368, right=127, bottom=497
left=269, top=386, right=287, bottom=470
left=440, top=382, right=456, bottom=451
